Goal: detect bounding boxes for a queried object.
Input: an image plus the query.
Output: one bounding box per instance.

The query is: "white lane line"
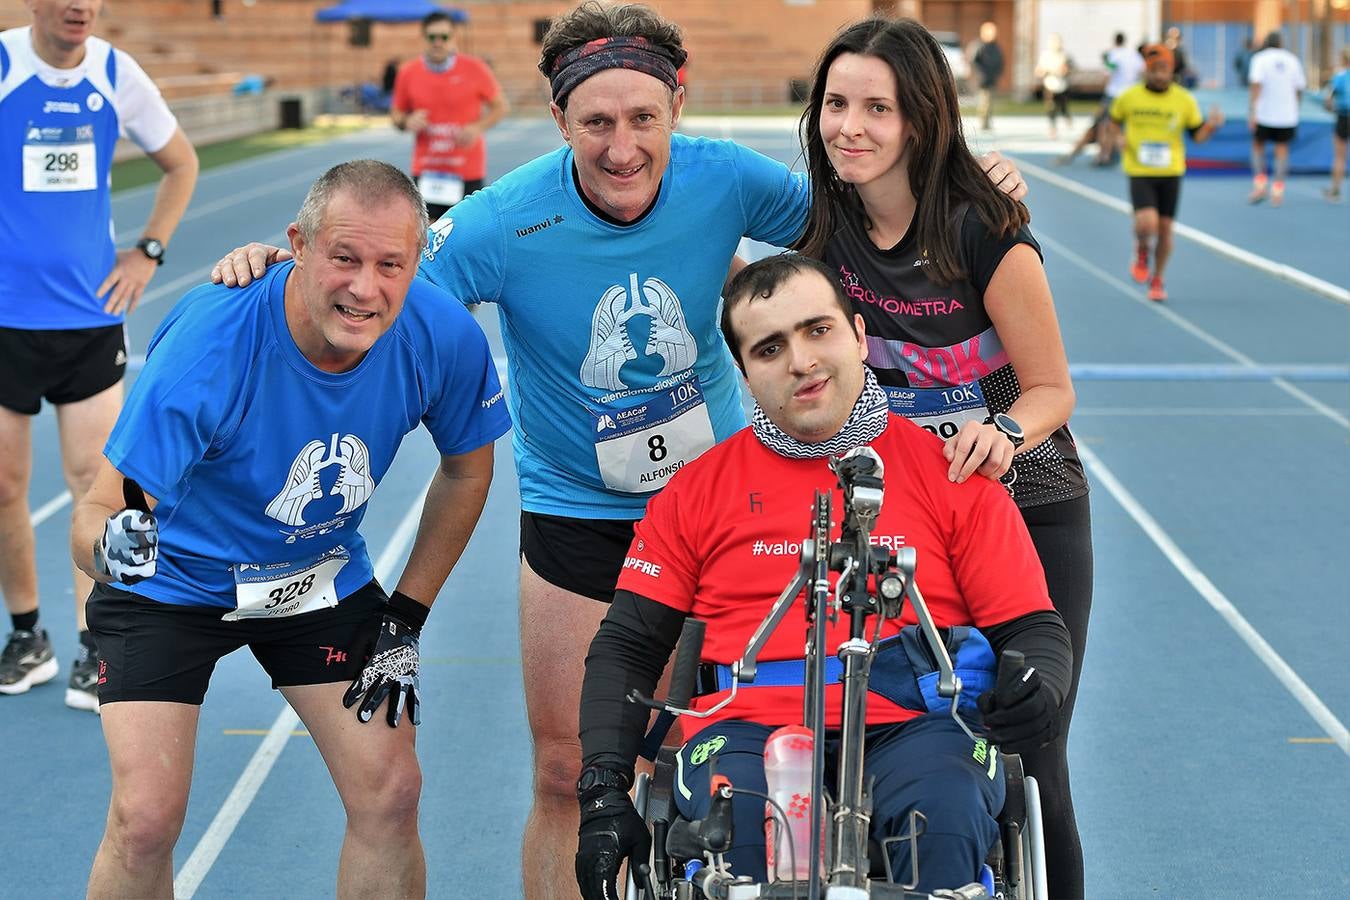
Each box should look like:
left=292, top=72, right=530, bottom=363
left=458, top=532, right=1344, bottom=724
left=1077, top=443, right=1350, bottom=757
left=112, top=126, right=405, bottom=204
left=116, top=175, right=316, bottom=247
left=132, top=230, right=289, bottom=311
left=172, top=474, right=434, bottom=899
left=1014, top=157, right=1350, bottom=306
left=1074, top=407, right=1337, bottom=416
left=30, top=491, right=73, bottom=527
left=1040, top=232, right=1350, bottom=430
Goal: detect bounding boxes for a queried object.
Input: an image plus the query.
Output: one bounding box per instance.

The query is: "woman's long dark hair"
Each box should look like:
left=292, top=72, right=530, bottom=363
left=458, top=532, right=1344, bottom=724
left=795, top=18, right=1029, bottom=285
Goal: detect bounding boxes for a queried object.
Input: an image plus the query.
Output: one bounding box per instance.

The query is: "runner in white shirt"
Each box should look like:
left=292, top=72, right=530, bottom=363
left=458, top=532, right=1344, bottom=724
left=1246, top=31, right=1307, bottom=206
left=1104, top=34, right=1146, bottom=99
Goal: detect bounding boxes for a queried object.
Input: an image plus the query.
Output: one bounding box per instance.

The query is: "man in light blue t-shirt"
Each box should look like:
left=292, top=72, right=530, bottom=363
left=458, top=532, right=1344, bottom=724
left=72, top=160, right=510, bottom=898
left=210, top=6, right=1028, bottom=892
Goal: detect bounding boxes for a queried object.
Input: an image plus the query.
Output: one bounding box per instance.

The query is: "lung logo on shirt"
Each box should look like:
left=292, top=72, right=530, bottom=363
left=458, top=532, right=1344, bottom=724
left=423, top=216, right=454, bottom=262
left=580, top=272, right=696, bottom=391
left=265, top=433, right=375, bottom=526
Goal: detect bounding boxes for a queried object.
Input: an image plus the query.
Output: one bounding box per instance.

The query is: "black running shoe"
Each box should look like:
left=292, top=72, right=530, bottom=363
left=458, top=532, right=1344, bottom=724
left=0, top=628, right=58, bottom=695
left=66, top=645, right=101, bottom=713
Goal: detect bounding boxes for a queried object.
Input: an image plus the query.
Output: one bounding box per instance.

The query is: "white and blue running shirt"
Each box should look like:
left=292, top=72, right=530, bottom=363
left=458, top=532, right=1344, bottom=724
left=419, top=134, right=808, bottom=519
left=0, top=27, right=178, bottom=329
left=104, top=262, right=511, bottom=609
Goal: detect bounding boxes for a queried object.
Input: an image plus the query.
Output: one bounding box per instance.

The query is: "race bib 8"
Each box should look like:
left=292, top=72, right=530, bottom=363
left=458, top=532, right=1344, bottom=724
left=227, top=547, right=349, bottom=621
left=593, top=376, right=714, bottom=493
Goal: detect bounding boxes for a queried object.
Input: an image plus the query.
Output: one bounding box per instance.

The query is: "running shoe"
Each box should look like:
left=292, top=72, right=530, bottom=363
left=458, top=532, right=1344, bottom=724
left=1247, top=177, right=1268, bottom=204
left=1270, top=181, right=1284, bottom=207
left=65, top=646, right=101, bottom=714
left=1323, top=187, right=1342, bottom=203
left=0, top=628, right=58, bottom=695
left=1147, top=276, right=1167, bottom=303
left=1130, top=251, right=1150, bottom=283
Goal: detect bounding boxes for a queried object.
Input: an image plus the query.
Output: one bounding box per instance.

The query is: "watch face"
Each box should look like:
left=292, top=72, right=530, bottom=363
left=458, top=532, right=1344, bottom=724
left=141, top=239, right=163, bottom=259
left=995, top=413, right=1024, bottom=441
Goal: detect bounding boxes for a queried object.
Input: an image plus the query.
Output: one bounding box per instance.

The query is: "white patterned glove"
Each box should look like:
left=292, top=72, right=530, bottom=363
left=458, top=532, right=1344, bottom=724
left=93, top=480, right=157, bottom=584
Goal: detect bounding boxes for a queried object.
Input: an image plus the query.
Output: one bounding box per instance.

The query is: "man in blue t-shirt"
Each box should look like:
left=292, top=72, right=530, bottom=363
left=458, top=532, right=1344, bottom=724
left=71, top=160, right=510, bottom=898
left=209, top=6, right=1028, bottom=892
left=0, top=0, right=198, bottom=711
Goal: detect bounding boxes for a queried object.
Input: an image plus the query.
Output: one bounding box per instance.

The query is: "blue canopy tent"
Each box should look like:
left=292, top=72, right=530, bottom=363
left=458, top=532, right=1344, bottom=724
left=315, top=1, right=467, bottom=24
left=313, top=1, right=468, bottom=113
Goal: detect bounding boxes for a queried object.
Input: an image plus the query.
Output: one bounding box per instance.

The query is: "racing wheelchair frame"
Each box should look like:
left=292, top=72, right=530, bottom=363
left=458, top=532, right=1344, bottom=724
left=625, top=448, right=1048, bottom=900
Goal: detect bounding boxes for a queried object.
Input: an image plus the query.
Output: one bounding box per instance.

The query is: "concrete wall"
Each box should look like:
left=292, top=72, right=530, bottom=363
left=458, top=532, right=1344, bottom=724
left=111, top=88, right=330, bottom=162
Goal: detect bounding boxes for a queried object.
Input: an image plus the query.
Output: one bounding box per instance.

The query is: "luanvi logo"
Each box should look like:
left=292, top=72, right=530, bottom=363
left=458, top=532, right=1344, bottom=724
left=514, top=214, right=565, bottom=238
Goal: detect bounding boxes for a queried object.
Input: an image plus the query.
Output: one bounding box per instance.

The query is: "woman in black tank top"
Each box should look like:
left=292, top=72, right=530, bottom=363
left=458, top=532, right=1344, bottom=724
left=796, top=18, right=1095, bottom=899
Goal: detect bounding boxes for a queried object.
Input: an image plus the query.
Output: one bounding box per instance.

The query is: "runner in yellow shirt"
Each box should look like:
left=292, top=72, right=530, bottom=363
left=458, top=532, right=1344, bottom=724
left=1110, top=44, right=1224, bottom=301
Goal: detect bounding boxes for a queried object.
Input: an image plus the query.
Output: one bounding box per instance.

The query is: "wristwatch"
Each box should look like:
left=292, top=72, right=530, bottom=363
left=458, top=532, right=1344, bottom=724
left=577, top=766, right=630, bottom=796
left=136, top=237, right=165, bottom=266
left=985, top=413, right=1026, bottom=449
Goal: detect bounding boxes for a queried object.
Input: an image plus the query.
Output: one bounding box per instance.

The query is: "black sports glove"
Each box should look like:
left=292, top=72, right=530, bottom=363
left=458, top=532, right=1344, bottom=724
left=343, top=591, right=427, bottom=727
left=977, top=650, right=1060, bottom=754
left=575, top=783, right=650, bottom=900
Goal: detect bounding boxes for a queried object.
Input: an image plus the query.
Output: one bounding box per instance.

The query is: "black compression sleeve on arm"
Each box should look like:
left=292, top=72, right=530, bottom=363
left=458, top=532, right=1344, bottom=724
left=579, top=590, right=686, bottom=777
left=984, top=610, right=1073, bottom=707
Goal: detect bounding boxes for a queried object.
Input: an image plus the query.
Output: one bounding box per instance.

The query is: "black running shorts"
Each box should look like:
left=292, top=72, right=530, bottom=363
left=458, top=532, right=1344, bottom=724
left=0, top=324, right=126, bottom=415
left=1253, top=124, right=1296, bottom=143
left=87, top=580, right=387, bottom=705
left=519, top=510, right=636, bottom=603
left=1129, top=175, right=1182, bottom=218
left=1335, top=114, right=1349, bottom=141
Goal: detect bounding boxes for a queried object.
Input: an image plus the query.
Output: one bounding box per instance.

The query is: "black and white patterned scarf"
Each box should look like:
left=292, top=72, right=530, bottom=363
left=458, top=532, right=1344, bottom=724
left=751, top=367, right=890, bottom=459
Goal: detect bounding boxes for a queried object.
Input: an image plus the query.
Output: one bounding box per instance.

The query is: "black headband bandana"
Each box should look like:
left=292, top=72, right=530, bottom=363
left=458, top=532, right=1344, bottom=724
left=548, top=36, right=685, bottom=107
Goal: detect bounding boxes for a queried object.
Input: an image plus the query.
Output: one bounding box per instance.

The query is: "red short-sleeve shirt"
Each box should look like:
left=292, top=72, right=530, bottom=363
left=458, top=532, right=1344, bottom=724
left=392, top=54, right=501, bottom=179
left=616, top=416, right=1052, bottom=729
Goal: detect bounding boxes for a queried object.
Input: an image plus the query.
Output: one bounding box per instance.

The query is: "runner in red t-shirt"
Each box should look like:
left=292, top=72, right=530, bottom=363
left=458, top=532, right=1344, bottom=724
left=391, top=11, right=508, bottom=220
left=574, top=255, right=1072, bottom=898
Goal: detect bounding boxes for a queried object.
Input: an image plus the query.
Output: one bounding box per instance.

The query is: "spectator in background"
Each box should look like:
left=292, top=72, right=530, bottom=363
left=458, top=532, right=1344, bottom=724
left=392, top=11, right=510, bottom=221
left=1246, top=30, right=1306, bottom=206
left=1059, top=32, right=1143, bottom=167
left=1322, top=46, right=1349, bottom=203
left=1036, top=33, right=1072, bottom=139
left=1233, top=37, right=1254, bottom=88
left=971, top=21, right=1004, bottom=132
left=1165, top=26, right=1196, bottom=88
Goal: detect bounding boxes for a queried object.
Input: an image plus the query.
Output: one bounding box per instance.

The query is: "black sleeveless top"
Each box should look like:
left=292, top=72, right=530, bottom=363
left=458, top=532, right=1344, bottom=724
left=823, top=204, right=1088, bottom=509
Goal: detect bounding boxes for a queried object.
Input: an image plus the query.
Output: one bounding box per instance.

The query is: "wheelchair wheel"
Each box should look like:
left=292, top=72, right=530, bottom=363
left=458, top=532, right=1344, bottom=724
left=1021, top=775, right=1048, bottom=900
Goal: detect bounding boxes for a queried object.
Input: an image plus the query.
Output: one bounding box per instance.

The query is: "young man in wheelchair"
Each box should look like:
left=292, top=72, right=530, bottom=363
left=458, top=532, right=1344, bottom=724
left=575, top=254, right=1072, bottom=897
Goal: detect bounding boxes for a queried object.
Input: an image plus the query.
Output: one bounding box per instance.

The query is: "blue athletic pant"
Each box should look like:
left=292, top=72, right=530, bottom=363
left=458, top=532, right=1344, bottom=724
left=674, top=715, right=1004, bottom=892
